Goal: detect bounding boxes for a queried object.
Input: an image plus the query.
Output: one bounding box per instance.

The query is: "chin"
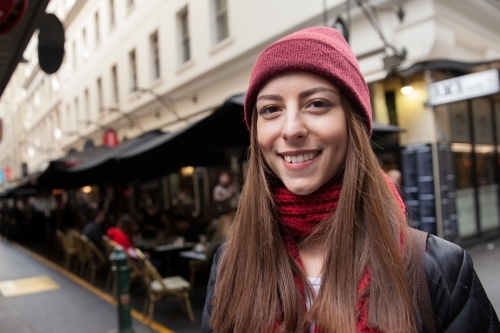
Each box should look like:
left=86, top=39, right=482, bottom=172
left=283, top=181, right=321, bottom=196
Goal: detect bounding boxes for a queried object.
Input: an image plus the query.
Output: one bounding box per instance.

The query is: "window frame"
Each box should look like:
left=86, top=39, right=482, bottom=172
left=150, top=30, right=161, bottom=81
left=177, top=7, right=191, bottom=64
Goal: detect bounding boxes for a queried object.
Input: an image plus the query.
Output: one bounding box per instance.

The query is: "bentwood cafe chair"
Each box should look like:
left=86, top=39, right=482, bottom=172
left=134, top=248, right=195, bottom=322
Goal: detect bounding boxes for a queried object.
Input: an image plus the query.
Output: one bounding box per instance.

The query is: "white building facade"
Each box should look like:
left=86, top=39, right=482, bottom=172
left=1, top=0, right=500, bottom=242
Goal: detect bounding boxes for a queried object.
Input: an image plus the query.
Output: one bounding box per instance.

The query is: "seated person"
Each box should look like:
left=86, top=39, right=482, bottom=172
left=206, top=210, right=235, bottom=261
left=82, top=208, right=106, bottom=255
left=107, top=214, right=138, bottom=259
left=171, top=213, right=198, bottom=244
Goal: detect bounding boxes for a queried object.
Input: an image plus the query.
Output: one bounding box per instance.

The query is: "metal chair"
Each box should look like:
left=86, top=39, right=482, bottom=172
left=134, top=248, right=195, bottom=322
left=102, top=235, right=142, bottom=290
left=79, top=234, right=107, bottom=284
left=102, top=235, right=117, bottom=290
left=67, top=230, right=88, bottom=275
left=55, top=230, right=77, bottom=269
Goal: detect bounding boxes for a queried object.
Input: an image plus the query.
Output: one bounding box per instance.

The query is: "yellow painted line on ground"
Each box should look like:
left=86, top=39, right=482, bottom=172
left=10, top=241, right=175, bottom=333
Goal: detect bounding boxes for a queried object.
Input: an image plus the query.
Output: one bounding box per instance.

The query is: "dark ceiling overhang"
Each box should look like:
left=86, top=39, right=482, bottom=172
left=0, top=0, right=51, bottom=97
left=388, top=58, right=500, bottom=78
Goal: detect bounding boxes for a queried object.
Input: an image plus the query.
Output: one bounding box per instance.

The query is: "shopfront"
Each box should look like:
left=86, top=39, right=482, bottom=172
left=431, top=69, right=500, bottom=241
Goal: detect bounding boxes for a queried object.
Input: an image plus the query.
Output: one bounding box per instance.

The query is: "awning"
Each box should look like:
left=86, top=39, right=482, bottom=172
left=388, top=59, right=500, bottom=78
left=372, top=121, right=405, bottom=133
left=35, top=95, right=248, bottom=188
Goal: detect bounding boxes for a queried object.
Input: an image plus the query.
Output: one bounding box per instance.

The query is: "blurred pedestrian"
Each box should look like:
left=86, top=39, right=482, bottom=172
left=212, top=171, right=236, bottom=216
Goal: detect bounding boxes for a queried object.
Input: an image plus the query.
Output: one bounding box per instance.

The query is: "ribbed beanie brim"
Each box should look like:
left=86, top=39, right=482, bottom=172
left=244, top=26, right=372, bottom=134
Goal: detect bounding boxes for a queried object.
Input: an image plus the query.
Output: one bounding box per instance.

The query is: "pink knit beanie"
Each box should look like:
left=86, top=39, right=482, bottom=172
left=244, top=26, right=372, bottom=134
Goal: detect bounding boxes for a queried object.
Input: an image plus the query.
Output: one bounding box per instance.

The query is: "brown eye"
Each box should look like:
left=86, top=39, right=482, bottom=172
left=309, top=100, right=332, bottom=109
left=258, top=105, right=281, bottom=115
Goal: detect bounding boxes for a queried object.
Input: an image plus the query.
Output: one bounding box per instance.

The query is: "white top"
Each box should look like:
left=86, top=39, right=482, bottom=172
left=307, top=277, right=321, bottom=333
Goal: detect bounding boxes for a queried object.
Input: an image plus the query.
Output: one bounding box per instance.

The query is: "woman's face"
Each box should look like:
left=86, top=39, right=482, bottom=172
left=256, top=72, right=348, bottom=195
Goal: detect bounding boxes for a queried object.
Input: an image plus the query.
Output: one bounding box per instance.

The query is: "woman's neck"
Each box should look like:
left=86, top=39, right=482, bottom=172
left=299, top=239, right=326, bottom=278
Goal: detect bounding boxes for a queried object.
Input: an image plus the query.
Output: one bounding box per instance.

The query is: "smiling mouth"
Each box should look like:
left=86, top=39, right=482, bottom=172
left=280, top=151, right=320, bottom=164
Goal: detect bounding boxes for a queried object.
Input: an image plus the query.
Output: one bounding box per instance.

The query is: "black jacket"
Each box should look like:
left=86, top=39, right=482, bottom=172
left=201, top=234, right=500, bottom=332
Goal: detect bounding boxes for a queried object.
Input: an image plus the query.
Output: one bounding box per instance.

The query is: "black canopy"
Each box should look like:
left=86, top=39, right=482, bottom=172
left=36, top=94, right=248, bottom=188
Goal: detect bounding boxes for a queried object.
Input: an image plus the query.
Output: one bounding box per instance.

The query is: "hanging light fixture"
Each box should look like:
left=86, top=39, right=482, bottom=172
left=401, top=77, right=414, bottom=95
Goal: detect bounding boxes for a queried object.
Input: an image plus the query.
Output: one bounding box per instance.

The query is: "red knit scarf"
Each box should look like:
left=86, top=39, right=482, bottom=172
left=274, top=176, right=405, bottom=333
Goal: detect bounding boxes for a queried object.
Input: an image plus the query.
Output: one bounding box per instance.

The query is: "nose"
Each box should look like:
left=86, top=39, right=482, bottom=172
left=281, top=108, right=307, bottom=142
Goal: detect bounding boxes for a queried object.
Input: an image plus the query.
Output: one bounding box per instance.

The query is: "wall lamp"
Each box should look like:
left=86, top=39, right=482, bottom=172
left=400, top=78, right=414, bottom=95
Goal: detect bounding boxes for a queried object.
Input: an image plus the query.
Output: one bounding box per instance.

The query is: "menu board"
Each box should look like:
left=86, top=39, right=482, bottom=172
left=437, top=142, right=459, bottom=242
left=401, top=144, right=437, bottom=235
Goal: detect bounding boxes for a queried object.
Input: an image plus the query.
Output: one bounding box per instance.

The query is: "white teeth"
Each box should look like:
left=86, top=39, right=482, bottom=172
left=283, top=152, right=317, bottom=164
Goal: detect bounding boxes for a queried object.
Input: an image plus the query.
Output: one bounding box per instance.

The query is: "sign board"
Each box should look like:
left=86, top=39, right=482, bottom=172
left=428, top=69, right=500, bottom=106
left=401, top=144, right=437, bottom=235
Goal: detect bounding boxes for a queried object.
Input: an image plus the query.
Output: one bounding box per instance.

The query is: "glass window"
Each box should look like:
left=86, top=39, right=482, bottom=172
left=84, top=88, right=90, bottom=121
left=129, top=49, right=137, bottom=91
left=449, top=101, right=470, bottom=143
left=472, top=98, right=494, bottom=144
left=95, top=12, right=100, bottom=44
left=150, top=31, right=160, bottom=80
left=178, top=8, right=190, bottom=63
left=97, top=78, right=103, bottom=112
left=214, top=0, right=228, bottom=42
left=111, top=65, right=119, bottom=104
left=109, top=0, right=115, bottom=27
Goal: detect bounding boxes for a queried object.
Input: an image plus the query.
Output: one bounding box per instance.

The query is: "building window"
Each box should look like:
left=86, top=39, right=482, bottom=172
left=66, top=104, right=71, bottom=131
left=150, top=31, right=160, bottom=80
left=72, top=40, right=77, bottom=70
left=178, top=8, right=190, bottom=63
left=213, top=0, right=228, bottom=43
left=109, top=0, right=115, bottom=27
left=95, top=12, right=100, bottom=44
left=97, top=78, right=103, bottom=112
left=129, top=49, right=138, bottom=91
left=84, top=88, right=90, bottom=121
left=111, top=65, right=119, bottom=104
left=74, top=97, right=80, bottom=128
left=82, top=28, right=89, bottom=60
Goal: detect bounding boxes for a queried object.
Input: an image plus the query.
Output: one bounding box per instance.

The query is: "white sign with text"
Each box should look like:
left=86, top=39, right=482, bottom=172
left=428, top=69, right=500, bottom=106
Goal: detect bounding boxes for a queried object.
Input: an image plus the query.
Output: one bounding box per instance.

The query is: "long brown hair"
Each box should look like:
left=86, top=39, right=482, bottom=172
left=210, top=95, right=419, bottom=333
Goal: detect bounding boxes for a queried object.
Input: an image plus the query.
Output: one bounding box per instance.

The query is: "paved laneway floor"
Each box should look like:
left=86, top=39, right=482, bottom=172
left=467, top=237, right=500, bottom=315
left=0, top=238, right=169, bottom=333
left=2, top=234, right=498, bottom=332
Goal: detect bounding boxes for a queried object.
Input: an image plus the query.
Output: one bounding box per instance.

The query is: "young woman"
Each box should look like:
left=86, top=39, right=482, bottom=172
left=202, top=27, right=499, bottom=333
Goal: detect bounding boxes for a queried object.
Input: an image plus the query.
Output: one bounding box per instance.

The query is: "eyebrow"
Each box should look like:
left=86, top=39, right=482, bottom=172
left=256, top=94, right=283, bottom=102
left=299, top=87, right=339, bottom=98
